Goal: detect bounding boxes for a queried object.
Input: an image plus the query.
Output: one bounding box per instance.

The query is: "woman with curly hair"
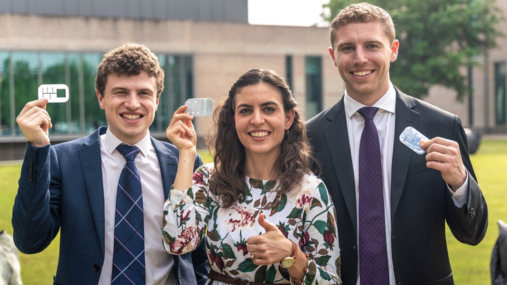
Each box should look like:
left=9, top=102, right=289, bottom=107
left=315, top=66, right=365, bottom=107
left=162, top=69, right=341, bottom=285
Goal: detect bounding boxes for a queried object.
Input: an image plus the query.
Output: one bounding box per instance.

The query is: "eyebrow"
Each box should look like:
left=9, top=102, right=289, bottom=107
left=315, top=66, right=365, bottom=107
left=337, top=40, right=384, bottom=49
left=110, top=87, right=154, bottom=93
left=236, top=101, right=279, bottom=109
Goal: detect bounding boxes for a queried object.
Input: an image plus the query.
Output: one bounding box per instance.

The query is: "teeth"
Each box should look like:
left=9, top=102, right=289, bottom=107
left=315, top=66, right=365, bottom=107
left=354, top=71, right=372, bottom=77
left=250, top=131, right=269, bottom=137
left=122, top=114, right=141, bottom=120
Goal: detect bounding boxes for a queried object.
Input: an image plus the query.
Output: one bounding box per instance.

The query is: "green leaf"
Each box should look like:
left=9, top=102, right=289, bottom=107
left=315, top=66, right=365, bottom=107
left=287, top=207, right=304, bottom=219
left=254, top=265, right=267, bottom=282
left=238, top=258, right=258, bottom=272
left=318, top=183, right=329, bottom=206
left=318, top=267, right=332, bottom=280
left=313, top=220, right=328, bottom=235
left=222, top=243, right=236, bottom=259
left=249, top=178, right=263, bottom=190
left=264, top=180, right=276, bottom=192
left=317, top=255, right=331, bottom=267
left=266, top=265, right=277, bottom=283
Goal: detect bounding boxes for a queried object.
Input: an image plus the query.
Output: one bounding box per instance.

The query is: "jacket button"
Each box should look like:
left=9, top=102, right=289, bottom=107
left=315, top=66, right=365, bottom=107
left=93, top=264, right=100, bottom=272
left=353, top=245, right=357, bottom=252
left=468, top=208, right=475, bottom=218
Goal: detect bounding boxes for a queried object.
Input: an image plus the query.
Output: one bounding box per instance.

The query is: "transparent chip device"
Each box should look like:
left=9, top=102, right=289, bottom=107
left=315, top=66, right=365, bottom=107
left=184, top=98, right=214, bottom=117
left=38, top=84, right=69, bottom=103
left=399, top=126, right=429, bottom=155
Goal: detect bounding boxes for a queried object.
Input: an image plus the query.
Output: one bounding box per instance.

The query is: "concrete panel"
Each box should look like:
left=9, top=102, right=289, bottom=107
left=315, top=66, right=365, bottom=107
left=28, top=0, right=63, bottom=15
left=140, top=0, right=154, bottom=19
left=0, top=0, right=11, bottom=12
left=64, top=0, right=80, bottom=16
left=126, top=0, right=139, bottom=18
left=224, top=0, right=247, bottom=22
left=12, top=0, right=28, bottom=13
left=79, top=0, right=94, bottom=16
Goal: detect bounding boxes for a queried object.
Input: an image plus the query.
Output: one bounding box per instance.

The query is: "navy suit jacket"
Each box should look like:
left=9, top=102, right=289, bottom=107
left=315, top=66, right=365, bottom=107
left=307, top=89, right=488, bottom=285
left=12, top=127, right=209, bottom=285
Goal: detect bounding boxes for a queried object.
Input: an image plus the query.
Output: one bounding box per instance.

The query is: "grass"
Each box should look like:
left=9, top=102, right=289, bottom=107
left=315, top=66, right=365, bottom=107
left=0, top=141, right=505, bottom=284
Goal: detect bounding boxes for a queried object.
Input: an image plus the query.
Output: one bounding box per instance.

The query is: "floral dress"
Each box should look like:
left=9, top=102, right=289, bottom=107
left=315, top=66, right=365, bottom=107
left=162, top=164, right=342, bottom=284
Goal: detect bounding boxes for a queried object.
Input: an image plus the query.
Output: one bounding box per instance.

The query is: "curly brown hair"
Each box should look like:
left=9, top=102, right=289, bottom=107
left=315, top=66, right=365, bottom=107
left=208, top=69, right=314, bottom=208
left=329, top=2, right=395, bottom=49
left=95, top=43, right=164, bottom=97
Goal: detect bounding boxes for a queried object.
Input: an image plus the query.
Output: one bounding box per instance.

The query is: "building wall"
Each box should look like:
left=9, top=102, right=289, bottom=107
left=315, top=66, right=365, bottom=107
left=0, top=13, right=343, bottom=159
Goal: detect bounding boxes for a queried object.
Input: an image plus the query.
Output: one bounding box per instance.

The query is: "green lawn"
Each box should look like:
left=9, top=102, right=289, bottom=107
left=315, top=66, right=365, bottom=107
left=0, top=142, right=505, bottom=284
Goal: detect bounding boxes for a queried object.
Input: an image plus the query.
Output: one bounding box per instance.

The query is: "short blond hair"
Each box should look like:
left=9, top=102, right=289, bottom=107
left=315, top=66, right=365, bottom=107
left=329, top=2, right=395, bottom=48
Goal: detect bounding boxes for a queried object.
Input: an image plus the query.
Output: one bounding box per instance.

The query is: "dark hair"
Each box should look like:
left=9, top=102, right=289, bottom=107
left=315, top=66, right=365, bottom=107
left=95, top=43, right=164, bottom=97
left=208, top=69, right=313, bottom=208
left=329, top=2, right=395, bottom=49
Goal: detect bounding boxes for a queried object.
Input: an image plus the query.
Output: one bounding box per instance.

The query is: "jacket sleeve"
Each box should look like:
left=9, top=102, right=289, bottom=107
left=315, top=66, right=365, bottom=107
left=445, top=116, right=488, bottom=245
left=12, top=143, right=62, bottom=253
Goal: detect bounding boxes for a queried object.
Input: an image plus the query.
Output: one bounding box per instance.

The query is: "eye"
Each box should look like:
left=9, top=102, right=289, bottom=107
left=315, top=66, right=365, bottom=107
left=238, top=108, right=252, bottom=114
left=366, top=44, right=379, bottom=49
left=341, top=46, right=354, bottom=52
left=263, top=106, right=275, bottom=113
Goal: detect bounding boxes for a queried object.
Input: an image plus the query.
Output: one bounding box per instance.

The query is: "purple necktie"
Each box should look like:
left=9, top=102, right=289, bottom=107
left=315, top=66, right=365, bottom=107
left=358, top=107, right=389, bottom=284
left=112, top=145, right=146, bottom=284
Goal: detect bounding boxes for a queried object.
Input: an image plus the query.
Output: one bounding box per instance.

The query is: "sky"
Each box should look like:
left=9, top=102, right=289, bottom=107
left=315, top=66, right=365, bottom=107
left=248, top=0, right=330, bottom=27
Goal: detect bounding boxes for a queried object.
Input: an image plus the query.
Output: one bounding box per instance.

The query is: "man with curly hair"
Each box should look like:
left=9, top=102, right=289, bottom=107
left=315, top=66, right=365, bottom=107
left=13, top=43, right=208, bottom=285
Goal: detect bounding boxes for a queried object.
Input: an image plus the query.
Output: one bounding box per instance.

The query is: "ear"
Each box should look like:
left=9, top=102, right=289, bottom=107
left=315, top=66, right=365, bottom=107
left=96, top=89, right=105, bottom=110
left=155, top=96, right=160, bottom=111
left=390, top=40, right=400, bottom=62
left=285, top=109, right=295, bottom=130
left=328, top=47, right=337, bottom=67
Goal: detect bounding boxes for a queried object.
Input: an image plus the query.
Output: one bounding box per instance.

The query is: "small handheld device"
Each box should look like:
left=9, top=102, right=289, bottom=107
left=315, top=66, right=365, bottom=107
left=399, top=126, right=429, bottom=155
left=184, top=98, right=214, bottom=117
left=38, top=84, right=69, bottom=103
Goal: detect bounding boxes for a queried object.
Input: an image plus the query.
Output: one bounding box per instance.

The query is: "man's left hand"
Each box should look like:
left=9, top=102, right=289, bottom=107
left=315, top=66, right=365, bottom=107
left=420, top=137, right=467, bottom=191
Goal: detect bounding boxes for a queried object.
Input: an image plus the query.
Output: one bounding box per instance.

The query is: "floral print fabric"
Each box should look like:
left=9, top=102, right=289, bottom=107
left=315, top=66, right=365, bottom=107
left=162, top=164, right=342, bottom=284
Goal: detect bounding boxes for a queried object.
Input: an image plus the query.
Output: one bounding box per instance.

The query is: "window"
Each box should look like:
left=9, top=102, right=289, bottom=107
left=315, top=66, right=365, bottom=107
left=0, top=51, right=193, bottom=138
left=305, top=56, right=322, bottom=119
left=495, top=62, right=506, bottom=125
left=286, top=55, right=293, bottom=90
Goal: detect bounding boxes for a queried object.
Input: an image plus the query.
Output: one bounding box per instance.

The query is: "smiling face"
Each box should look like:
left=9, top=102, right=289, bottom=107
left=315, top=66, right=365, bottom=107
left=96, top=70, right=159, bottom=145
left=328, top=21, right=399, bottom=106
left=234, top=82, right=294, bottom=162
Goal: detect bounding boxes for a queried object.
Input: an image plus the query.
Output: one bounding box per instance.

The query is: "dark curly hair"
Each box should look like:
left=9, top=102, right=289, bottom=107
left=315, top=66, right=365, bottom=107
left=208, top=69, right=314, bottom=208
left=95, top=43, right=164, bottom=97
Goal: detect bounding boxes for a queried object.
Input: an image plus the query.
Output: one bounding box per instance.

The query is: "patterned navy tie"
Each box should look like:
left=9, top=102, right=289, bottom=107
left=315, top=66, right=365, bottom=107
left=358, top=107, right=389, bottom=284
left=112, top=145, right=146, bottom=285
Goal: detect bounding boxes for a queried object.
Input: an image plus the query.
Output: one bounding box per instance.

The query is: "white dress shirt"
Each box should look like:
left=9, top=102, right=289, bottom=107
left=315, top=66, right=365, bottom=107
left=344, top=84, right=468, bottom=285
left=98, top=129, right=177, bottom=285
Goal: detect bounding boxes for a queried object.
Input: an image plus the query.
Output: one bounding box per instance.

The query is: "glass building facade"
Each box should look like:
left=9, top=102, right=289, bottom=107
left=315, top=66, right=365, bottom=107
left=0, top=51, right=193, bottom=138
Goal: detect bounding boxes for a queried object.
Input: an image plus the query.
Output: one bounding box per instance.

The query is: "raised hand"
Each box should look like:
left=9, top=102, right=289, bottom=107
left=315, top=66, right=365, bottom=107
left=420, top=137, right=467, bottom=191
left=246, top=213, right=293, bottom=265
left=16, top=98, right=52, bottom=147
left=166, top=105, right=196, bottom=153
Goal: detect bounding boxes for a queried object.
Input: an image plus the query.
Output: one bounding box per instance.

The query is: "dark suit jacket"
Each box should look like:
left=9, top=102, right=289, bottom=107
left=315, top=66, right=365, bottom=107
left=12, top=127, right=209, bottom=285
left=306, top=89, right=488, bottom=285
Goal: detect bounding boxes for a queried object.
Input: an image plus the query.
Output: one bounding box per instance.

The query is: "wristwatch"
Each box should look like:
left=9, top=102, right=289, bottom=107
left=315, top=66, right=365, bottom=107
left=280, top=239, right=298, bottom=268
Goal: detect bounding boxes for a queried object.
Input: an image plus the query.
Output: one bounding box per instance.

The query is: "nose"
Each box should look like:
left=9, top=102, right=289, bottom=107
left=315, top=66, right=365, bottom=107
left=354, top=47, right=368, bottom=64
left=250, top=109, right=264, bottom=125
left=124, top=92, right=140, bottom=109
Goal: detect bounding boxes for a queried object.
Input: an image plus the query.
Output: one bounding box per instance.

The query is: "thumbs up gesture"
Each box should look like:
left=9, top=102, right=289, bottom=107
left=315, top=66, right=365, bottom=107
left=246, top=213, right=293, bottom=265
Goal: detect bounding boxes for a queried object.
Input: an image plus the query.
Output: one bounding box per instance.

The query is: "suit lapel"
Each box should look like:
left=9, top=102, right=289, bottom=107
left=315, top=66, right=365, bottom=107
left=151, top=138, right=179, bottom=199
left=79, top=127, right=106, bottom=256
left=391, top=89, right=420, bottom=222
left=324, top=99, right=357, bottom=233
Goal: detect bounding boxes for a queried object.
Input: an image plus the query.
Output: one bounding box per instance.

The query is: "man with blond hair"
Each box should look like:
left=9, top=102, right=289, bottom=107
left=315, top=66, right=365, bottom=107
left=13, top=43, right=208, bottom=285
left=307, top=3, right=488, bottom=284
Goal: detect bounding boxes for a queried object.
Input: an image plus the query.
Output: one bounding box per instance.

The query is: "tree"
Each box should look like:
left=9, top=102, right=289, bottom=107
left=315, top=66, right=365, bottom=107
left=322, top=0, right=504, bottom=100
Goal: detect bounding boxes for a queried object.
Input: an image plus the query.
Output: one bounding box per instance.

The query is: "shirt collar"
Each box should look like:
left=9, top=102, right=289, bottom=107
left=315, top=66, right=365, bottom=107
left=104, top=128, right=151, bottom=157
left=344, top=83, right=396, bottom=119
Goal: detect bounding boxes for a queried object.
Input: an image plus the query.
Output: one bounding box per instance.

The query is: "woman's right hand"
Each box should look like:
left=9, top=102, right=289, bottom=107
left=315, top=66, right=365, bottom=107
left=166, top=105, right=196, bottom=153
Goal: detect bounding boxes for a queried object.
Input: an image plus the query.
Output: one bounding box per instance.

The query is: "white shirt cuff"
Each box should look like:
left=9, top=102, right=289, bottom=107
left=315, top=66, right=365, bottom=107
left=448, top=172, right=469, bottom=208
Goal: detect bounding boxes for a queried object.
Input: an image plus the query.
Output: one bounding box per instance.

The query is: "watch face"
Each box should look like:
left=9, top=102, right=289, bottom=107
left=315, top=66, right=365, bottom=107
left=281, top=257, right=296, bottom=268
